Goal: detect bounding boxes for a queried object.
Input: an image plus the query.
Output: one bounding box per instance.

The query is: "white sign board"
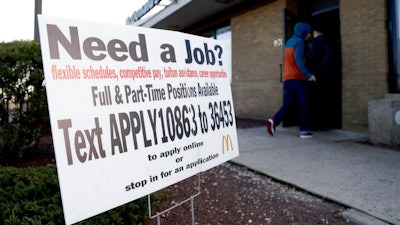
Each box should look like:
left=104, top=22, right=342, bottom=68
left=38, top=15, right=239, bottom=224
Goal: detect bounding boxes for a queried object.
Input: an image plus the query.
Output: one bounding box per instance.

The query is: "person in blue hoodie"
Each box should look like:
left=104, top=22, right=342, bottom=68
left=267, top=22, right=316, bottom=138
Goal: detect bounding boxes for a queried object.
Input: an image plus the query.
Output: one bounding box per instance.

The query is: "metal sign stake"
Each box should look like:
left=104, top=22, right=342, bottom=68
left=148, top=173, right=201, bottom=225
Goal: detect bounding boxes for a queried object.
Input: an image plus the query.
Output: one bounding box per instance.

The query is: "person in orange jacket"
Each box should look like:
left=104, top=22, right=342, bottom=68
left=267, top=22, right=316, bottom=138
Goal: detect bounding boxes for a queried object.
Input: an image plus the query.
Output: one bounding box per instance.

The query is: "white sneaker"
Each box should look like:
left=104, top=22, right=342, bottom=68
left=300, top=132, right=313, bottom=138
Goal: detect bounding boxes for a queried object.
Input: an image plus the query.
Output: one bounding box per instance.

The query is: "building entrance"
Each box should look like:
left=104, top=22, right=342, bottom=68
left=309, top=8, right=342, bottom=130
left=283, top=2, right=342, bottom=130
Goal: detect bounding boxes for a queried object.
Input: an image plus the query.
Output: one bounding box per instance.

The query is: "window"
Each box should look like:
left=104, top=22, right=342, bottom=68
left=215, top=26, right=232, bottom=82
left=196, top=23, right=232, bottom=82
left=196, top=21, right=232, bottom=82
left=388, top=0, right=400, bottom=93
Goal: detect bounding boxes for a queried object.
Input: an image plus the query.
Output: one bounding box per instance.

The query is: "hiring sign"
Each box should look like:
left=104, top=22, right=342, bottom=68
left=38, top=15, right=239, bottom=224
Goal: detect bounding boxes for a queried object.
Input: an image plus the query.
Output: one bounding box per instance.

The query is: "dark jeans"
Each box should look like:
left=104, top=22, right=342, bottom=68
left=272, top=80, right=311, bottom=132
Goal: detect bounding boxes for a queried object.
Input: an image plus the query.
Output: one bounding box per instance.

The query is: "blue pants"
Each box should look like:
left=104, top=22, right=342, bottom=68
left=272, top=80, right=311, bottom=132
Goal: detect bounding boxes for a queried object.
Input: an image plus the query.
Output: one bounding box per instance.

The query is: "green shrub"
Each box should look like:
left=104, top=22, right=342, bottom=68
left=0, top=165, right=153, bottom=224
left=0, top=40, right=50, bottom=162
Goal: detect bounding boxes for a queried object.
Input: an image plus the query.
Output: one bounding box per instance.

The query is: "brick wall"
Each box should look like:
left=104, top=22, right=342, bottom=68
left=231, top=0, right=389, bottom=132
left=340, top=0, right=388, bottom=131
left=231, top=0, right=286, bottom=120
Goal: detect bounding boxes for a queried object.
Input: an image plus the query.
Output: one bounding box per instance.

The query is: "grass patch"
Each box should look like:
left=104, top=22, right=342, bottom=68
left=0, top=165, right=155, bottom=225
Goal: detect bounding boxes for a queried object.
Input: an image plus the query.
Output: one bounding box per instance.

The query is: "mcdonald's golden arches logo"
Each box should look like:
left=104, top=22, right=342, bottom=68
left=222, top=134, right=233, bottom=154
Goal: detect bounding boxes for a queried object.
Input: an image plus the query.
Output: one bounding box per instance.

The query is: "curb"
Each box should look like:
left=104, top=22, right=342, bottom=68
left=339, top=209, right=391, bottom=225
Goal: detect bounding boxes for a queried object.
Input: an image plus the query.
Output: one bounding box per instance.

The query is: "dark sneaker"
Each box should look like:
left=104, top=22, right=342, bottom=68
left=300, top=131, right=313, bottom=139
left=266, top=119, right=275, bottom=136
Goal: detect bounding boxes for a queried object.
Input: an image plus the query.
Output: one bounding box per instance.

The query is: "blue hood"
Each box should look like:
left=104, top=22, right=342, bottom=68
left=293, top=22, right=311, bottom=39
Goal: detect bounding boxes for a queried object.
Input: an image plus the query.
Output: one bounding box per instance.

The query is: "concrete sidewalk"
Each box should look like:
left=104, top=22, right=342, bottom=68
left=231, top=126, right=400, bottom=225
